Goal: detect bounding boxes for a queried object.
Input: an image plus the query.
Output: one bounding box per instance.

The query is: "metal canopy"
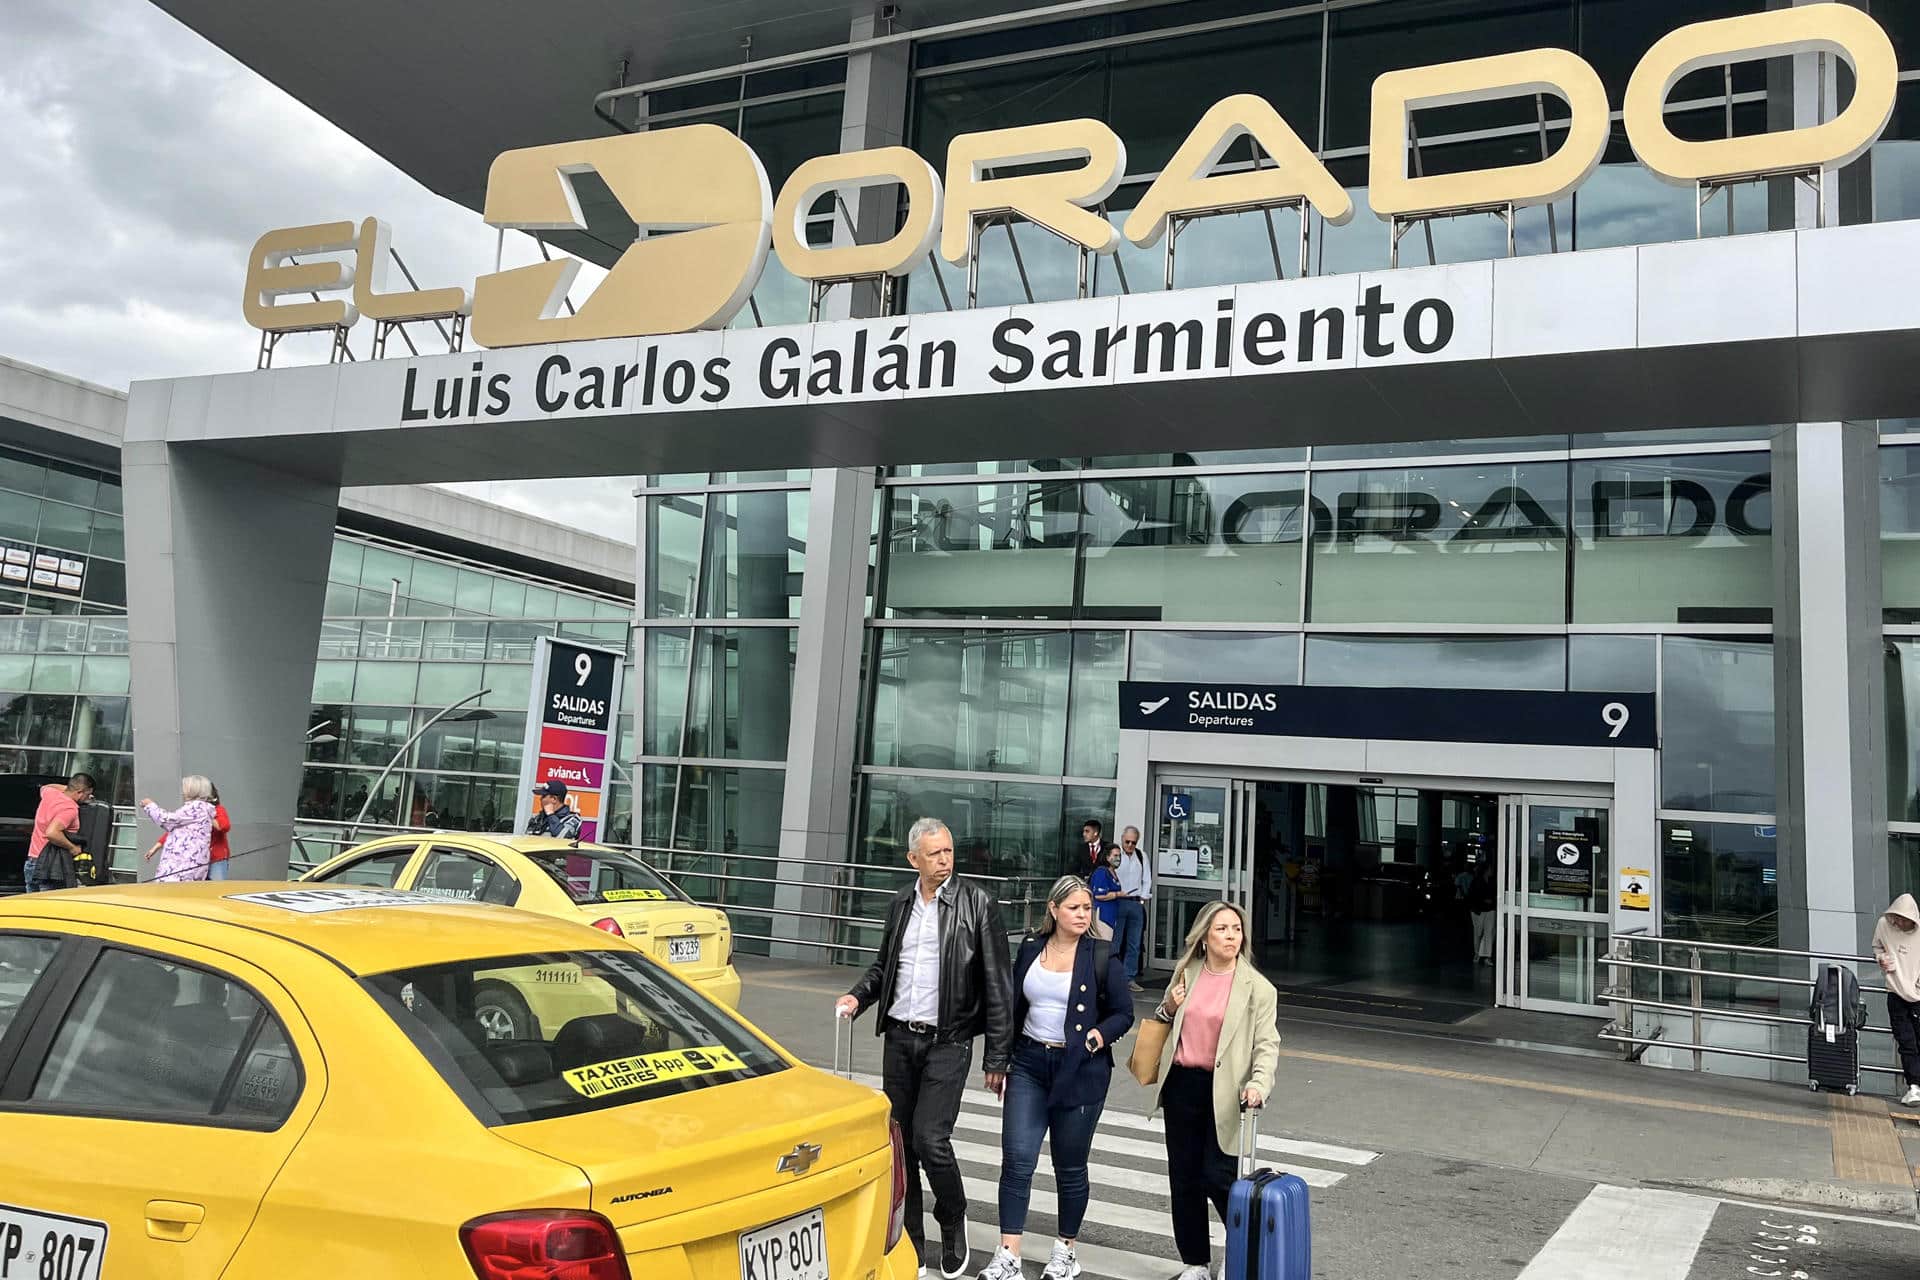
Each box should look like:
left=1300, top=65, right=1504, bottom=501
left=149, top=0, right=1041, bottom=265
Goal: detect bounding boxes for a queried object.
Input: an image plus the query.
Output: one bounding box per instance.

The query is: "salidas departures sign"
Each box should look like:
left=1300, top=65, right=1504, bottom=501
left=1120, top=682, right=1657, bottom=751
left=516, top=635, right=625, bottom=844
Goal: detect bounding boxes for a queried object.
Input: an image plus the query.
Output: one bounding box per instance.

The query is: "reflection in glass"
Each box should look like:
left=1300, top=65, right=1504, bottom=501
left=1893, top=833, right=1920, bottom=904
left=881, top=483, right=1079, bottom=619
left=698, top=491, right=806, bottom=619
left=647, top=495, right=705, bottom=618
left=1572, top=454, right=1772, bottom=624
left=1568, top=635, right=1656, bottom=693
left=1662, top=819, right=1779, bottom=947
left=684, top=628, right=796, bottom=761
left=1882, top=446, right=1920, bottom=618
left=644, top=628, right=691, bottom=756
left=866, top=629, right=1071, bottom=775
left=1660, top=637, right=1774, bottom=814
left=1130, top=631, right=1300, bottom=685
left=672, top=765, right=784, bottom=858
left=1083, top=474, right=1305, bottom=622
left=1309, top=463, right=1568, bottom=623
left=1306, top=635, right=1566, bottom=690
left=1065, top=632, right=1125, bottom=780
left=859, top=772, right=1066, bottom=881
left=1884, top=639, right=1920, bottom=823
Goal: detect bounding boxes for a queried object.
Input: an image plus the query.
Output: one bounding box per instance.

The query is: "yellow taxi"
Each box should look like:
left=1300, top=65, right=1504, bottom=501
left=299, top=833, right=742, bottom=1017
left=0, top=882, right=912, bottom=1280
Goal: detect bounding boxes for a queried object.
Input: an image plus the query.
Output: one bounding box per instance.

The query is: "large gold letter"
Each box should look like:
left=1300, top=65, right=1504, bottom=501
left=773, top=148, right=943, bottom=281
left=1369, top=49, right=1609, bottom=217
left=242, top=222, right=358, bottom=332
left=1126, top=95, right=1352, bottom=247
left=353, top=218, right=471, bottom=321
left=472, top=124, right=771, bottom=347
left=1624, top=3, right=1896, bottom=184
left=940, top=120, right=1126, bottom=264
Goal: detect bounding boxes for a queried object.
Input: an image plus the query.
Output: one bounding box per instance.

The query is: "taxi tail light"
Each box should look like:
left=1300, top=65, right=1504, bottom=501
left=590, top=917, right=625, bottom=937
left=460, top=1209, right=631, bottom=1280
left=886, top=1118, right=907, bottom=1253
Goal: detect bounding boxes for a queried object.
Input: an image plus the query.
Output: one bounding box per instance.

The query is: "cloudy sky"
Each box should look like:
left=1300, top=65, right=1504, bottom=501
left=0, top=0, right=635, bottom=541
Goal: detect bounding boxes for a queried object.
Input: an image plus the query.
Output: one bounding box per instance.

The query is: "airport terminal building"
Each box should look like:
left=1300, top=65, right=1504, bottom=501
left=106, top=0, right=1920, bottom=1028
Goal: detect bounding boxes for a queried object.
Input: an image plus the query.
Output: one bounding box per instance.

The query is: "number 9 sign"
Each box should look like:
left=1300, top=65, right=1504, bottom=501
left=1602, top=702, right=1629, bottom=740
left=575, top=652, right=593, bottom=686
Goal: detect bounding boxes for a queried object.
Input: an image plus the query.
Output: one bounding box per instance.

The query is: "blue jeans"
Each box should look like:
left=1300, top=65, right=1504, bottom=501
left=1114, top=898, right=1147, bottom=979
left=209, top=860, right=230, bottom=882
left=998, top=1037, right=1103, bottom=1238
left=21, top=856, right=48, bottom=892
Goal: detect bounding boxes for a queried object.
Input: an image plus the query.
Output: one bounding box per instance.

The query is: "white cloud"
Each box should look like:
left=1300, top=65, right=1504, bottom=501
left=0, top=0, right=632, bottom=541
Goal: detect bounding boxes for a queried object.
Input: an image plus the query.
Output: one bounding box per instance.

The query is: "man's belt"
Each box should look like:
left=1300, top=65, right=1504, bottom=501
left=887, top=1017, right=938, bottom=1035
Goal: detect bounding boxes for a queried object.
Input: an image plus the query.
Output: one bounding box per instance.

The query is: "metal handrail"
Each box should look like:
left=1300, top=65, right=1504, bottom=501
left=274, top=820, right=1056, bottom=948
left=1603, top=931, right=1904, bottom=1082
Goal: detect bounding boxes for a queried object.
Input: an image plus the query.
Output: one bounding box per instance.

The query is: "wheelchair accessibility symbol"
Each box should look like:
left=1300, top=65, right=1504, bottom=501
left=1165, top=792, right=1192, bottom=821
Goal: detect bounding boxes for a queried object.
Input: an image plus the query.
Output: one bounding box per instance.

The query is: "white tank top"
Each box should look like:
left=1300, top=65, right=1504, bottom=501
left=1022, top=960, right=1073, bottom=1045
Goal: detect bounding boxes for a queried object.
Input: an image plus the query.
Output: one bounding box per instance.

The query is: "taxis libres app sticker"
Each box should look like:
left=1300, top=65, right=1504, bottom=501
left=563, top=1045, right=747, bottom=1097
left=601, top=887, right=670, bottom=902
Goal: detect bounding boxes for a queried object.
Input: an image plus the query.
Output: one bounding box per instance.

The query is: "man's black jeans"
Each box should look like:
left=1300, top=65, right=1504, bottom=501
left=881, top=1024, right=973, bottom=1261
left=1890, top=992, right=1920, bottom=1087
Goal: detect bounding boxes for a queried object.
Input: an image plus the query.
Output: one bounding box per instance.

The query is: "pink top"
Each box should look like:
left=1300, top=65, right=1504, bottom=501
left=1173, top=965, right=1234, bottom=1069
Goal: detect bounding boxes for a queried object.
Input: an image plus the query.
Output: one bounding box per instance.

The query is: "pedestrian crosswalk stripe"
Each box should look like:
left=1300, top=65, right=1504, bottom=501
left=840, top=1062, right=1373, bottom=1280
left=843, top=1068, right=1379, bottom=1170
left=1517, top=1185, right=1715, bottom=1279
left=957, top=1171, right=1221, bottom=1246
left=949, top=1138, right=1171, bottom=1197
left=1055, top=1100, right=1379, bottom=1167
left=927, top=1215, right=1178, bottom=1280
left=948, top=1113, right=1348, bottom=1189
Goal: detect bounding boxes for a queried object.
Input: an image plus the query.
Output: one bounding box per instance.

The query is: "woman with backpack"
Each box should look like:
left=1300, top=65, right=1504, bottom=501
left=976, top=876, right=1133, bottom=1280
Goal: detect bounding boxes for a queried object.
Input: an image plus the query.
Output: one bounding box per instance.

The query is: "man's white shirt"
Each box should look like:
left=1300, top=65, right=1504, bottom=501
left=888, top=879, right=948, bottom=1024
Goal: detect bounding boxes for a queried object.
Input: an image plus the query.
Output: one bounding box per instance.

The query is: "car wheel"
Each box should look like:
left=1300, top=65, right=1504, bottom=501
left=474, top=982, right=536, bottom=1041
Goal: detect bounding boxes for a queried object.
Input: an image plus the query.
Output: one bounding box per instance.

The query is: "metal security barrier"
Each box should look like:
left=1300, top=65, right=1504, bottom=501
left=277, top=822, right=1055, bottom=965
left=1600, top=930, right=1904, bottom=1081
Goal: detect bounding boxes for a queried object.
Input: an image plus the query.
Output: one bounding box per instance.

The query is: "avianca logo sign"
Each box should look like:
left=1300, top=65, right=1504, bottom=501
left=244, top=5, right=1896, bottom=348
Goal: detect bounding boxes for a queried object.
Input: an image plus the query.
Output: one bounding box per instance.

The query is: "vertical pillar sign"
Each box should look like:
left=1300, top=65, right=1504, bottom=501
left=517, top=636, right=625, bottom=842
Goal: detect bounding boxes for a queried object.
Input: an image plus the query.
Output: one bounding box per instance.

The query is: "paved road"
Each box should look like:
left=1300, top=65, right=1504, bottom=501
left=739, top=959, right=1920, bottom=1279
left=887, top=1071, right=1920, bottom=1279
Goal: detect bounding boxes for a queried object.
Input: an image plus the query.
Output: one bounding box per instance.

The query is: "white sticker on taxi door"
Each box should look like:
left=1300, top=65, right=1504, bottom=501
left=0, top=1203, right=107, bottom=1280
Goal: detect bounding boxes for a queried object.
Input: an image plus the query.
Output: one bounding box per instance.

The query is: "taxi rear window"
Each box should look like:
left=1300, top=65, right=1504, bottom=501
left=522, top=847, right=691, bottom=907
left=365, top=949, right=783, bottom=1124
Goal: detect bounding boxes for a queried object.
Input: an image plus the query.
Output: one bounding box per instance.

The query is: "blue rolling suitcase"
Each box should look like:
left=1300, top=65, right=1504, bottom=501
left=1224, top=1104, right=1310, bottom=1280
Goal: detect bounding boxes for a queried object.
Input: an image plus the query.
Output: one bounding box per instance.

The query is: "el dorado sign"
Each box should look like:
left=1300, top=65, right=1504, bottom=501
left=245, top=5, right=1897, bottom=348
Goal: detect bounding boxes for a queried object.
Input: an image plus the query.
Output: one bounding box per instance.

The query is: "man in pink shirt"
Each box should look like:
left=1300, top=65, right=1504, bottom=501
left=24, top=772, right=94, bottom=892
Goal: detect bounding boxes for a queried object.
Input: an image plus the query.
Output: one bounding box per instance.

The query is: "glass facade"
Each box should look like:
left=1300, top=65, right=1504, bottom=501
left=300, top=535, right=633, bottom=845
left=902, top=0, right=1784, bottom=310
left=858, top=441, right=1779, bottom=881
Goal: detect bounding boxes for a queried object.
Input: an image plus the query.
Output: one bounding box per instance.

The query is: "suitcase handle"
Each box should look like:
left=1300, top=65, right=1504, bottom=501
left=1238, top=1100, right=1263, bottom=1179
left=833, top=1009, right=856, bottom=1080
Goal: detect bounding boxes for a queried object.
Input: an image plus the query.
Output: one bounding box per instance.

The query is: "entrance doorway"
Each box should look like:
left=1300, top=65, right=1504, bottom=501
left=1148, top=772, right=1612, bottom=1017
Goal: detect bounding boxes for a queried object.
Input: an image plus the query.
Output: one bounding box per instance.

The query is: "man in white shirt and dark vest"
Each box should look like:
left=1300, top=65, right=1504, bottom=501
left=838, top=817, right=1013, bottom=1278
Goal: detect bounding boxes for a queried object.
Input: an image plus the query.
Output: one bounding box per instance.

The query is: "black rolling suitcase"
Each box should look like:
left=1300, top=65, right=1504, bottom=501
left=1806, top=963, right=1868, bottom=1095
left=72, top=801, right=114, bottom=886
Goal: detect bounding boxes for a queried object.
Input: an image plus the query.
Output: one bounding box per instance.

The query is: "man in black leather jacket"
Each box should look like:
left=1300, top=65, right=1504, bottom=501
left=837, top=817, right=1012, bottom=1279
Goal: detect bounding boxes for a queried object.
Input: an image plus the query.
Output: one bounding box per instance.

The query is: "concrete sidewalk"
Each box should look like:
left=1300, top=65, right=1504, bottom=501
left=732, top=955, right=1920, bottom=1221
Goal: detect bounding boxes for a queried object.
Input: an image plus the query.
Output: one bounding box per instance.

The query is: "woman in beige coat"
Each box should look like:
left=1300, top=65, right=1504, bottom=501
left=1145, top=901, right=1281, bottom=1280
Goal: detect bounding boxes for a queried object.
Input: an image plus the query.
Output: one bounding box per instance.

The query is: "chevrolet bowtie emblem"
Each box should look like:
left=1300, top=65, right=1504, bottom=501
left=777, top=1142, right=823, bottom=1176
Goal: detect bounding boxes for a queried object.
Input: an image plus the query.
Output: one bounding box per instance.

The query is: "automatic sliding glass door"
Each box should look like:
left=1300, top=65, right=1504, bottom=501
left=1497, top=794, right=1611, bottom=1014
left=1147, top=774, right=1240, bottom=972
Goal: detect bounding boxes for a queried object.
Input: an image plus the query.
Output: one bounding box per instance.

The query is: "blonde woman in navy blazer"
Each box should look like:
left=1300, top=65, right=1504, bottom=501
left=976, top=876, right=1134, bottom=1280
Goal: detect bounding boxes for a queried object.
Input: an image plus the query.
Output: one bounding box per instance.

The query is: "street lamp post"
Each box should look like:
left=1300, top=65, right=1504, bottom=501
left=346, top=689, right=492, bottom=840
